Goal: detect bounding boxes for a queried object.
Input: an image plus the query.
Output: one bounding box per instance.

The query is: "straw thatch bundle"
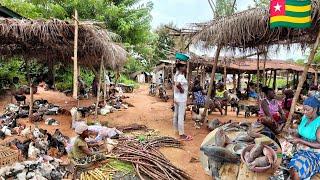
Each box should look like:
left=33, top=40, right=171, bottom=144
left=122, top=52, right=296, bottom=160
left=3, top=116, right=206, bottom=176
left=0, top=18, right=127, bottom=69
left=193, top=0, right=320, bottom=49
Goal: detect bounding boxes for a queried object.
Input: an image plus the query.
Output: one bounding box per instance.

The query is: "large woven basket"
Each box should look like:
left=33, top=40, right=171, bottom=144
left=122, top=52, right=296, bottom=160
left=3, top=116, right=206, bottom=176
left=0, top=146, right=19, bottom=167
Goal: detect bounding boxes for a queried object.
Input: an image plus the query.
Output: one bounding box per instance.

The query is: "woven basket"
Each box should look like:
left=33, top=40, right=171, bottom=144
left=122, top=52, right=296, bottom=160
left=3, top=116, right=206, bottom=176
left=0, top=146, right=19, bottom=167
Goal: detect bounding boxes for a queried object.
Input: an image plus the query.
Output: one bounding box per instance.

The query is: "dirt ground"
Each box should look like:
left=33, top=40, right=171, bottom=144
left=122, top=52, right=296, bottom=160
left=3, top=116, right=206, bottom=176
left=0, top=84, right=256, bottom=180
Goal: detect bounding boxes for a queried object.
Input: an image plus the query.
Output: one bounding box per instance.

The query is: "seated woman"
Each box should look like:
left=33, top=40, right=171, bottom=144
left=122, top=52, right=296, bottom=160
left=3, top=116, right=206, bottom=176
left=289, top=96, right=320, bottom=180
left=214, top=83, right=227, bottom=115
left=248, top=82, right=258, bottom=99
left=69, top=124, right=93, bottom=160
left=282, top=89, right=294, bottom=117
left=259, top=87, right=286, bottom=135
left=192, top=79, right=206, bottom=107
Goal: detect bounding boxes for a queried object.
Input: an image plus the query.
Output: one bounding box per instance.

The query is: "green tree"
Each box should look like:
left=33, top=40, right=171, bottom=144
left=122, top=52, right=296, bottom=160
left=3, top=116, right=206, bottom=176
left=153, top=24, right=175, bottom=61
left=253, top=0, right=269, bottom=8
left=215, top=0, right=237, bottom=16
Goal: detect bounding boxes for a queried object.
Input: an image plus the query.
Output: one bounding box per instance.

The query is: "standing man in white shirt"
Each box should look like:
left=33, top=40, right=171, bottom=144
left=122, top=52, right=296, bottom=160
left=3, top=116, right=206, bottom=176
left=173, top=61, right=192, bottom=141
left=105, top=71, right=111, bottom=98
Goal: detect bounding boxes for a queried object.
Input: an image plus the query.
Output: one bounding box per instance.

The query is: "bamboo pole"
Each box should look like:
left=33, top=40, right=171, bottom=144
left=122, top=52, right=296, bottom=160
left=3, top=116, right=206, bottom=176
left=285, top=30, right=320, bottom=130
left=95, top=57, right=104, bottom=122
left=202, top=46, right=222, bottom=121
left=72, top=10, right=79, bottom=99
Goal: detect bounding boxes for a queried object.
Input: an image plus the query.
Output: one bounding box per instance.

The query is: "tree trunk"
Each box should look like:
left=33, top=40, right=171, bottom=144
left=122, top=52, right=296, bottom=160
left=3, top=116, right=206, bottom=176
left=95, top=57, right=104, bottom=122
left=285, top=30, right=320, bottom=130
left=73, top=10, right=79, bottom=99
left=202, top=46, right=222, bottom=121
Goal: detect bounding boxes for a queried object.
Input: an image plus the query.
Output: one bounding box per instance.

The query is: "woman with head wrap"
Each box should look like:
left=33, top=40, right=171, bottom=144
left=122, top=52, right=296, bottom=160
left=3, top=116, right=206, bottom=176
left=69, top=123, right=92, bottom=159
left=289, top=96, right=320, bottom=180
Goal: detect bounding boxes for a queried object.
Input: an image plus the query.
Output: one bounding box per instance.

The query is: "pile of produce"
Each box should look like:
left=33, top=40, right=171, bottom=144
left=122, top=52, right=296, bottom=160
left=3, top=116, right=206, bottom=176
left=243, top=143, right=276, bottom=169
left=80, top=159, right=136, bottom=180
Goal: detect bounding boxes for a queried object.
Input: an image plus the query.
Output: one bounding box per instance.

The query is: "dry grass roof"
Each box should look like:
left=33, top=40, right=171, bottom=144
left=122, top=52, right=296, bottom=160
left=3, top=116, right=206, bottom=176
left=193, top=0, right=320, bottom=49
left=190, top=56, right=316, bottom=73
left=0, top=18, right=127, bottom=70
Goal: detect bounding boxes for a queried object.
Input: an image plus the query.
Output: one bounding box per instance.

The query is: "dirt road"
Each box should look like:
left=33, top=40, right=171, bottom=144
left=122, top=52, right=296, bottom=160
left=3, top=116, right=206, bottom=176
left=0, top=84, right=255, bottom=179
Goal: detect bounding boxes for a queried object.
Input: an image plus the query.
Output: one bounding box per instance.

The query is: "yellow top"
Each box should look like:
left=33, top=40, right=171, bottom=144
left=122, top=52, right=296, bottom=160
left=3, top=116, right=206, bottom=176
left=216, top=90, right=225, bottom=98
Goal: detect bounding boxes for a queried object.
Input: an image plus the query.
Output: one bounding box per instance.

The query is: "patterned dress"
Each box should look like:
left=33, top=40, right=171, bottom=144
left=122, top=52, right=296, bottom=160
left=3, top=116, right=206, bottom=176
left=289, top=115, right=320, bottom=179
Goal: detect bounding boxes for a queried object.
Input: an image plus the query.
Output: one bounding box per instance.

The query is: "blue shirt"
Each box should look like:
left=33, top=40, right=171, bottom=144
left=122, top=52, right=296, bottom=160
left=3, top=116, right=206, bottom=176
left=298, top=115, right=320, bottom=142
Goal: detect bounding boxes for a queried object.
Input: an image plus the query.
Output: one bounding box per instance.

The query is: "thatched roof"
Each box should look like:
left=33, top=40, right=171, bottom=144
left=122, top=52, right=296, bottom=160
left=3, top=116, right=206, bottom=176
left=190, top=56, right=316, bottom=74
left=0, top=18, right=127, bottom=70
left=193, top=0, right=320, bottom=49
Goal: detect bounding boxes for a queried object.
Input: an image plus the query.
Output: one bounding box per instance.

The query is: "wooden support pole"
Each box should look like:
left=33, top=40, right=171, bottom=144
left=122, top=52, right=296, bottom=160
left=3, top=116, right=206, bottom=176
left=26, top=60, right=33, bottom=116
left=268, top=70, right=272, bottom=87
left=262, top=57, right=267, bottom=86
left=202, top=46, right=222, bottom=121
left=223, top=62, right=227, bottom=90
left=256, top=51, right=260, bottom=94
left=247, top=73, right=251, bottom=96
left=286, top=70, right=290, bottom=87
left=233, top=72, right=236, bottom=91
left=285, top=30, right=320, bottom=130
left=72, top=10, right=79, bottom=99
left=103, top=66, right=107, bottom=105
left=237, top=72, right=241, bottom=90
left=273, top=70, right=277, bottom=90
left=95, top=57, right=104, bottom=122
left=314, top=67, right=318, bottom=85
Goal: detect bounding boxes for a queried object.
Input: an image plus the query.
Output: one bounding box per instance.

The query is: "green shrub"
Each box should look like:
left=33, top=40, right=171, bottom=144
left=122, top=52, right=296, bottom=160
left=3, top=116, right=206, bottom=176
left=118, top=74, right=139, bottom=88
left=55, top=81, right=72, bottom=91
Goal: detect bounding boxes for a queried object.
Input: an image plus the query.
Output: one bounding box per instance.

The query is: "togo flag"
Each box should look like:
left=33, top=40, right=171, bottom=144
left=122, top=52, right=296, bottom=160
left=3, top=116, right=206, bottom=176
left=270, top=0, right=312, bottom=28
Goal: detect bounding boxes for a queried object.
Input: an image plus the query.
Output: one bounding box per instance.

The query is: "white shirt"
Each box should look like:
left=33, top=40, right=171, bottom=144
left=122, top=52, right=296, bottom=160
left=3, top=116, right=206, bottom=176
left=104, top=73, right=111, bottom=85
left=174, top=72, right=188, bottom=103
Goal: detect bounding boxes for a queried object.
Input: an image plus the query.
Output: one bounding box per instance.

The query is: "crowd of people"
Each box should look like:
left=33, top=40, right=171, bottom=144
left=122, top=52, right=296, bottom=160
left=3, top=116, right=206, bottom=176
left=171, top=58, right=320, bottom=179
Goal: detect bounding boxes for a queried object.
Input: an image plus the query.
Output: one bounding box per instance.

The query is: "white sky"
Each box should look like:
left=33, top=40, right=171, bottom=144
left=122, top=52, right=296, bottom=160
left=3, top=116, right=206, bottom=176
left=141, top=0, right=307, bottom=60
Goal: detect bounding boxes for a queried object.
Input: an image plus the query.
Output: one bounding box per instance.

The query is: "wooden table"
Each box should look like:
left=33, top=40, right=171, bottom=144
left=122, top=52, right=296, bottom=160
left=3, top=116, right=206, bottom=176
left=200, top=127, right=282, bottom=180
